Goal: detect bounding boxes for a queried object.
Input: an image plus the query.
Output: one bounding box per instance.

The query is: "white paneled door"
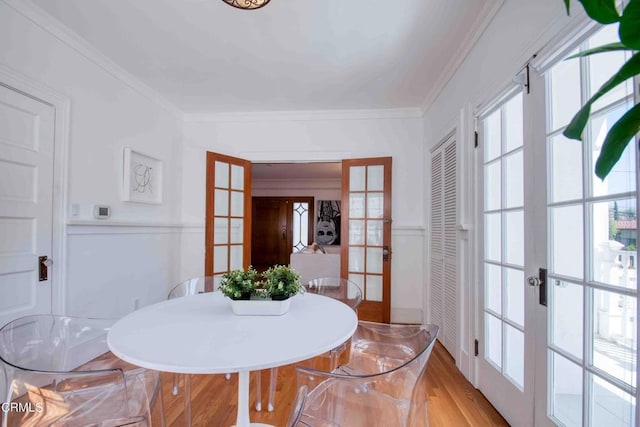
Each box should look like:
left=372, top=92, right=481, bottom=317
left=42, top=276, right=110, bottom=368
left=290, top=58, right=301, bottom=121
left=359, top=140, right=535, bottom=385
left=0, top=84, right=55, bottom=327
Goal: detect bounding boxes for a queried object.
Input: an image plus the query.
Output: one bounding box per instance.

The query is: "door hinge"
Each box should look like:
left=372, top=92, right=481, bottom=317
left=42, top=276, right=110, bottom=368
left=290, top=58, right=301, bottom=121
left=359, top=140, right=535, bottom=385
left=474, top=339, right=479, bottom=357
left=474, top=131, right=478, bottom=148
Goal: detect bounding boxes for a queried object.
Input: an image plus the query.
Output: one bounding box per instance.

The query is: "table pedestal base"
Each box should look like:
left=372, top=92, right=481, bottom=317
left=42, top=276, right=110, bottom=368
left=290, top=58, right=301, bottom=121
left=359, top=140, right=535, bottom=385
left=233, top=371, right=275, bottom=427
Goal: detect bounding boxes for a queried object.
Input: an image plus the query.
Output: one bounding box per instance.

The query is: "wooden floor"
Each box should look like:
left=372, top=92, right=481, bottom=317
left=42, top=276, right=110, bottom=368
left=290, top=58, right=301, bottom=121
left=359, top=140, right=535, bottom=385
left=160, top=341, right=508, bottom=427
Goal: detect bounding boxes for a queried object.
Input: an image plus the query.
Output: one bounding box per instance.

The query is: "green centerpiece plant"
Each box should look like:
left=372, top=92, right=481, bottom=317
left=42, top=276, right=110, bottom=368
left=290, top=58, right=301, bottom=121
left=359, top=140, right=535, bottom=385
left=262, top=265, right=304, bottom=301
left=219, top=266, right=259, bottom=300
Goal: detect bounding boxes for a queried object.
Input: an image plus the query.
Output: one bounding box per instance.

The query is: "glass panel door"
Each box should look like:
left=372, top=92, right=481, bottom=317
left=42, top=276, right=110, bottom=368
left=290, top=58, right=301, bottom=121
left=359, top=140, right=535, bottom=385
left=205, top=152, right=252, bottom=290
left=477, top=89, right=534, bottom=425
left=342, top=157, right=392, bottom=323
left=541, top=25, right=638, bottom=427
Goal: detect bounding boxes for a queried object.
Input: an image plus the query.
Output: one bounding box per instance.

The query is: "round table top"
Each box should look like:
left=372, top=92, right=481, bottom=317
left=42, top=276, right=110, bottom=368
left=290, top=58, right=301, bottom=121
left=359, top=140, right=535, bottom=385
left=107, top=292, right=358, bottom=374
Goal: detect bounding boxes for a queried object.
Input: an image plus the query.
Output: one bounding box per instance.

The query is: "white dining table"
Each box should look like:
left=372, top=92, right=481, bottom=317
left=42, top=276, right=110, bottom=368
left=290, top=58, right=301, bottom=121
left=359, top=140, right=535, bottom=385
left=107, top=291, right=358, bottom=427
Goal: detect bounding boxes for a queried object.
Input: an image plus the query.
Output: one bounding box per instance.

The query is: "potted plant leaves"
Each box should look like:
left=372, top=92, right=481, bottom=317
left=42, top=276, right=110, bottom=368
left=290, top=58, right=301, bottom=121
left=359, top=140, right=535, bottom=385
left=263, top=265, right=304, bottom=300
left=218, top=266, right=259, bottom=300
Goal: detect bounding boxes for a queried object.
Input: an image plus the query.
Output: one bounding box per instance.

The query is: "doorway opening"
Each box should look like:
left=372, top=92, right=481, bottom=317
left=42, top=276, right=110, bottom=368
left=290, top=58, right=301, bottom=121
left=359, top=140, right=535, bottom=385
left=250, top=162, right=342, bottom=273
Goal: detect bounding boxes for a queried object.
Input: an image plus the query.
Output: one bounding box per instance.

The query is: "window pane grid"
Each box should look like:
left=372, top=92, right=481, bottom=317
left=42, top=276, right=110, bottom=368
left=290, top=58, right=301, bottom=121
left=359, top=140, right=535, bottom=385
left=482, top=90, right=525, bottom=387
left=545, top=25, right=637, bottom=426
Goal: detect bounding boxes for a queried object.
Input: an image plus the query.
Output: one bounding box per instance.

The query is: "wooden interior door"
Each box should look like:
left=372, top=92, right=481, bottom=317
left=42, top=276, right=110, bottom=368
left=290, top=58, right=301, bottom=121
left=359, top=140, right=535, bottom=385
left=251, top=198, right=290, bottom=271
left=341, top=157, right=392, bottom=323
left=204, top=152, right=252, bottom=291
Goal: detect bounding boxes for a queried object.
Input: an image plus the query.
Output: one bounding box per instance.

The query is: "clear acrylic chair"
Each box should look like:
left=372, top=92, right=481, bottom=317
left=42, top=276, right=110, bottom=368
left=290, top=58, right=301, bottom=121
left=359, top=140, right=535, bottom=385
left=286, top=321, right=439, bottom=427
left=0, top=314, right=164, bottom=427
left=167, top=276, right=218, bottom=424
left=256, top=277, right=364, bottom=414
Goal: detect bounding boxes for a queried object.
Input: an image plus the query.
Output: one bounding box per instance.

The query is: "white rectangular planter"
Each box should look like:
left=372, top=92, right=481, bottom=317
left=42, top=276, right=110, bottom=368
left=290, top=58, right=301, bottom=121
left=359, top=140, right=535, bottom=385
left=230, top=298, right=291, bottom=316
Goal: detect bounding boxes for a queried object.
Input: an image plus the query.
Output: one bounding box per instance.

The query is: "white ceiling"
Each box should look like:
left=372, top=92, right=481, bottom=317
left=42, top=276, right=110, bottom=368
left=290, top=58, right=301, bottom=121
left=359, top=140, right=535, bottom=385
left=30, top=0, right=497, bottom=114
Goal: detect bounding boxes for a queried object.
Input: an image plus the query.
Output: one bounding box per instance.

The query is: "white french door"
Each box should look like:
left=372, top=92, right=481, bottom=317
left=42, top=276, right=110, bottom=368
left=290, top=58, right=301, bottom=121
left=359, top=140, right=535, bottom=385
left=477, top=24, right=639, bottom=427
left=477, top=88, right=535, bottom=426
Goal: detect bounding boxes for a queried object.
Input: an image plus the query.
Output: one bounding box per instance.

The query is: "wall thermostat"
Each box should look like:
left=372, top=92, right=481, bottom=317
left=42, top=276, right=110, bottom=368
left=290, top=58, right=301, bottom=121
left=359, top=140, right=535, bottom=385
left=93, top=205, right=111, bottom=219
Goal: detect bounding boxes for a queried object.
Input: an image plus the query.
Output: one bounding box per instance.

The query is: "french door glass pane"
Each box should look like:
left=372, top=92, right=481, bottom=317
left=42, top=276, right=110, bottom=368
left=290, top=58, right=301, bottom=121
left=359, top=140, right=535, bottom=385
left=486, top=313, right=503, bottom=368
left=591, top=374, right=636, bottom=426
left=349, top=220, right=365, bottom=245
left=552, top=351, right=583, bottom=427
left=551, top=205, right=584, bottom=279
left=485, top=160, right=501, bottom=211
left=350, top=166, right=365, bottom=191
left=485, top=263, right=502, bottom=315
left=549, top=50, right=581, bottom=130
left=505, top=324, right=524, bottom=388
left=366, top=275, right=383, bottom=302
left=215, top=189, right=229, bottom=216
left=367, top=165, right=384, bottom=191
left=230, top=164, right=244, bottom=190
left=484, top=110, right=501, bottom=161
left=592, top=289, right=637, bottom=388
left=504, top=93, right=524, bottom=152
left=214, top=218, right=228, bottom=244
left=588, top=25, right=634, bottom=112
left=366, top=220, right=383, bottom=245
left=592, top=199, right=637, bottom=289
left=230, top=219, right=243, bottom=244
left=485, top=213, right=502, bottom=262
left=505, top=268, right=524, bottom=326
left=590, top=101, right=637, bottom=198
left=550, top=133, right=583, bottom=203
left=551, top=280, right=583, bottom=359
left=504, top=150, right=524, bottom=208
left=504, top=211, right=524, bottom=266
left=215, top=161, right=229, bottom=187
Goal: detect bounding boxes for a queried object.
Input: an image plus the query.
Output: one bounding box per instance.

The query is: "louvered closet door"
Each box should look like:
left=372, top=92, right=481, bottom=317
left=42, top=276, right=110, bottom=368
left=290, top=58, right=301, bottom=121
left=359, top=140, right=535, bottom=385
left=429, top=136, right=457, bottom=357
left=205, top=152, right=252, bottom=291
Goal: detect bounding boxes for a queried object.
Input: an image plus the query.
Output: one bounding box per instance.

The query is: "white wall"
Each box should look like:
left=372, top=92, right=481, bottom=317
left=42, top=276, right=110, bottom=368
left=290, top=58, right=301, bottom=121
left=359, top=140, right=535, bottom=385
left=0, top=2, right=183, bottom=318
left=422, top=0, right=578, bottom=378
left=181, top=114, right=426, bottom=323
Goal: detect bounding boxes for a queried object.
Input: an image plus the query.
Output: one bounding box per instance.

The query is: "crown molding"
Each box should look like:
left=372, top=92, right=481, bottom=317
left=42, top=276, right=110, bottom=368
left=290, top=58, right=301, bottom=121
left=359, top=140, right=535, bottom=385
left=4, top=0, right=184, bottom=119
left=420, top=0, right=504, bottom=113
left=183, top=107, right=424, bottom=123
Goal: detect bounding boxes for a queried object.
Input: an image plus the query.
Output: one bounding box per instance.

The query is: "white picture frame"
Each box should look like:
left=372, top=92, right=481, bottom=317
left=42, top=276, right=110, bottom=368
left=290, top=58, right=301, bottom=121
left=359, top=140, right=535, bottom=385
left=122, top=147, right=163, bottom=204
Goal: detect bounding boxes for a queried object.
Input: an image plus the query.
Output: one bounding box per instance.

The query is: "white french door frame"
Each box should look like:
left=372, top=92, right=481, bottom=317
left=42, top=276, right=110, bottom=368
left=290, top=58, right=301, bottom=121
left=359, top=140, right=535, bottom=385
left=0, top=63, right=70, bottom=316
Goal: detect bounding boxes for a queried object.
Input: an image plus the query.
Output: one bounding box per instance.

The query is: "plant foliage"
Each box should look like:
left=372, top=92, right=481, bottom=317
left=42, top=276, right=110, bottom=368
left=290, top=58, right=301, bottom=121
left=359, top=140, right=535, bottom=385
left=562, top=0, right=640, bottom=179
left=262, top=265, right=303, bottom=298
left=219, top=266, right=259, bottom=299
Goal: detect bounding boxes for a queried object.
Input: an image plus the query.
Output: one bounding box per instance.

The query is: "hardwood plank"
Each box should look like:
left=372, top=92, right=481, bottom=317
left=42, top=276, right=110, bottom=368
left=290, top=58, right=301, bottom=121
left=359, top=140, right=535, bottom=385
left=159, top=341, right=508, bottom=426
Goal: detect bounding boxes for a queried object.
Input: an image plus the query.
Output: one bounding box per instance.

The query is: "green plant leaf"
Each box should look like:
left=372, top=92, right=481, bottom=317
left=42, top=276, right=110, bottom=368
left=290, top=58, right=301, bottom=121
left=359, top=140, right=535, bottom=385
left=595, top=103, right=640, bottom=179
left=619, top=0, right=640, bottom=49
left=565, top=42, right=631, bottom=59
left=578, top=0, right=621, bottom=23
left=564, top=52, right=640, bottom=140
left=564, top=0, right=571, bottom=14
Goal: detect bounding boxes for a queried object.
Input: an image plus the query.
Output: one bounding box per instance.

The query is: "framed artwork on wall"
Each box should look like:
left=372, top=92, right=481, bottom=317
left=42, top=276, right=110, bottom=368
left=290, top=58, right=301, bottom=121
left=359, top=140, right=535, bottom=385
left=316, top=200, right=341, bottom=245
left=122, top=147, right=163, bottom=204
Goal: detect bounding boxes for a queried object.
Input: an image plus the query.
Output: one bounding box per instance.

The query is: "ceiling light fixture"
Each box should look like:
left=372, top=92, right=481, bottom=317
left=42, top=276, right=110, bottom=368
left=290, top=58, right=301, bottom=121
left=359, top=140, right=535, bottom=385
left=222, top=0, right=271, bottom=10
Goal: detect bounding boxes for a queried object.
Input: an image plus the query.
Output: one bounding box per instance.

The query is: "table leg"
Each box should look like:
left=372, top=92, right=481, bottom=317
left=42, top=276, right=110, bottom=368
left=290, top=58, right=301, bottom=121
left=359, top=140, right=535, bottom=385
left=236, top=371, right=251, bottom=427
left=185, top=374, right=192, bottom=427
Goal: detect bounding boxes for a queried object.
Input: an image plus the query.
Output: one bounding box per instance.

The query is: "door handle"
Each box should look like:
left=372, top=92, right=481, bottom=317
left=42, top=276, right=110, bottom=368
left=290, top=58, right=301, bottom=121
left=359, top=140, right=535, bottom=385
left=383, top=246, right=391, bottom=261
left=39, top=256, right=52, bottom=282
left=527, top=268, right=547, bottom=306
left=281, top=227, right=286, bottom=240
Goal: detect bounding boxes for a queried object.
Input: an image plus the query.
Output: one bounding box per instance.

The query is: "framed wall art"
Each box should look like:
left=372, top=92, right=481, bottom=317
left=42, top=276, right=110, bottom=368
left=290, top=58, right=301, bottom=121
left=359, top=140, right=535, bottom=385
left=316, top=200, right=341, bottom=245
left=122, top=147, right=163, bottom=204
